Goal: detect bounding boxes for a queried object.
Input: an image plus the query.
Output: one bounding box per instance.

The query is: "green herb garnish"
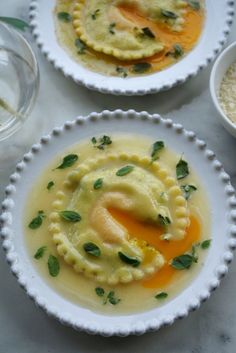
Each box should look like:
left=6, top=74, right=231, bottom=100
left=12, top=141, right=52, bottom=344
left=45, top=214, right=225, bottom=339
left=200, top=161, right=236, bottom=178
left=116, top=66, right=128, bottom=78
left=57, top=12, right=72, bottom=22
left=0, top=17, right=29, bottom=31
left=28, top=210, right=46, bottom=229
left=48, top=255, right=60, bottom=277
left=172, top=243, right=200, bottom=270
left=34, top=246, right=47, bottom=260
left=142, top=27, right=155, bottom=38
left=166, top=44, right=184, bottom=59
left=155, top=292, right=168, bottom=300
left=173, top=44, right=184, bottom=58
left=91, top=137, right=97, bottom=144
left=106, top=291, right=121, bottom=305
left=95, top=287, right=121, bottom=305
left=95, top=287, right=105, bottom=297
left=176, top=158, right=189, bottom=180
left=161, top=10, right=178, bottom=19
left=91, top=9, right=100, bottom=20
left=118, top=251, right=141, bottom=267
left=83, top=242, right=101, bottom=257
left=98, top=135, right=112, bottom=149
left=55, top=154, right=78, bottom=169
left=151, top=141, right=165, bottom=162
left=116, top=165, right=134, bottom=177
left=187, top=0, right=201, bottom=10
left=59, top=210, right=81, bottom=222
left=109, top=22, right=116, bottom=34
left=75, top=38, right=87, bottom=54
left=132, top=62, right=152, bottom=74
left=92, top=135, right=112, bottom=150
left=201, top=239, right=211, bottom=249
left=94, top=178, right=103, bottom=190
left=171, top=254, right=195, bottom=270
left=47, top=181, right=55, bottom=190
left=158, top=214, right=171, bottom=227
left=181, top=184, right=197, bottom=200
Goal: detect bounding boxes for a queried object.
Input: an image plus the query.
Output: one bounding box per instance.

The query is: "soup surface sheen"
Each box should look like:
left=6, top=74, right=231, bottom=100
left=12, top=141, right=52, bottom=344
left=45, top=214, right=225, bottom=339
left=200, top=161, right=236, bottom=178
left=25, top=134, right=210, bottom=315
left=54, top=0, right=205, bottom=77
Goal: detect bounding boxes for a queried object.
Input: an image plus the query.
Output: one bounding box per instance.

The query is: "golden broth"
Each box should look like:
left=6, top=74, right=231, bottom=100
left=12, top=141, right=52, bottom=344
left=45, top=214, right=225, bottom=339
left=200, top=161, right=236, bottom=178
left=24, top=134, right=211, bottom=315
left=118, top=4, right=204, bottom=71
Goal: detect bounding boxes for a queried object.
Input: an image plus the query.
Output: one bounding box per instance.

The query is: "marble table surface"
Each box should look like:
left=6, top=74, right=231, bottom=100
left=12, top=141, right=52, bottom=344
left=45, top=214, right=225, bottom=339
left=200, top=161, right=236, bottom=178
left=1, top=1, right=236, bottom=352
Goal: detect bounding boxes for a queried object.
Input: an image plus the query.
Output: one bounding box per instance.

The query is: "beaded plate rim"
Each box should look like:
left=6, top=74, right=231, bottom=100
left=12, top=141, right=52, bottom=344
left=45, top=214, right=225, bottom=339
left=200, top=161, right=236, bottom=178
left=29, top=0, right=235, bottom=96
left=1, top=109, right=236, bottom=336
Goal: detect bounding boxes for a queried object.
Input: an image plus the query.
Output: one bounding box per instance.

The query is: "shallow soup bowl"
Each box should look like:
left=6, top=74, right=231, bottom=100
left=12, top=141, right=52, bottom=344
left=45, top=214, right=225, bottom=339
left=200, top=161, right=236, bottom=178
left=210, top=41, right=236, bottom=138
left=1, top=110, right=236, bottom=336
left=29, top=0, right=235, bottom=95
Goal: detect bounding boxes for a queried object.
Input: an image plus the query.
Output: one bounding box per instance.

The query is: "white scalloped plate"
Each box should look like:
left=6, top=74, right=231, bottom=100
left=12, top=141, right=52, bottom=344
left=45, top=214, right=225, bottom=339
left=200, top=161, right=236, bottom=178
left=1, top=110, right=236, bottom=336
left=29, top=0, right=235, bottom=95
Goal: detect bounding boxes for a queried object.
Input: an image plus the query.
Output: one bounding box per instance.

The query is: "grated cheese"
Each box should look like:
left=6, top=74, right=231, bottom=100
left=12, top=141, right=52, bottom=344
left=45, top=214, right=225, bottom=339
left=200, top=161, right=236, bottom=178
left=219, top=61, right=236, bottom=124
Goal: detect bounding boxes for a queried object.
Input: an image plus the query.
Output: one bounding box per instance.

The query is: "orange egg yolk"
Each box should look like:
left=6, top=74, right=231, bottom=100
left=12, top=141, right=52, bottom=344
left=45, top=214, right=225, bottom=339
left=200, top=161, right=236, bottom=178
left=92, top=5, right=204, bottom=72
left=109, top=208, right=201, bottom=289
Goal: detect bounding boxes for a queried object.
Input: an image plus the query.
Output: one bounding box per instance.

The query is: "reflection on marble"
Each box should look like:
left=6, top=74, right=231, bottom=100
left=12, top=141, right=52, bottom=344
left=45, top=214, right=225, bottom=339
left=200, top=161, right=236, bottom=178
left=0, top=1, right=236, bottom=352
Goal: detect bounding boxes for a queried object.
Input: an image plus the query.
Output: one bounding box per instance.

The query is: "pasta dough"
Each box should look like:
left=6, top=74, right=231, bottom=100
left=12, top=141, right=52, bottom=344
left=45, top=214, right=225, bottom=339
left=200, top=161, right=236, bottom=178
left=25, top=133, right=211, bottom=314
left=55, top=0, right=205, bottom=77
left=72, top=0, right=188, bottom=60
left=49, top=152, right=189, bottom=285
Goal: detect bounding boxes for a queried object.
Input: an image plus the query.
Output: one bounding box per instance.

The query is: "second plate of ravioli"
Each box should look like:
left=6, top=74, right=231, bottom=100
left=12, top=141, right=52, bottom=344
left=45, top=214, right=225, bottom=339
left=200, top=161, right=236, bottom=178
left=1, top=110, right=235, bottom=336
left=30, top=0, right=234, bottom=95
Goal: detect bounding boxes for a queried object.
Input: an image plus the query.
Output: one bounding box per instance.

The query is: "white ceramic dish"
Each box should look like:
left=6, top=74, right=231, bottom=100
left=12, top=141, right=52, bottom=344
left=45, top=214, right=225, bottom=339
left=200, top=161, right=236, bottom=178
left=1, top=110, right=236, bottom=336
left=210, top=41, right=236, bottom=138
left=29, top=0, right=235, bottom=96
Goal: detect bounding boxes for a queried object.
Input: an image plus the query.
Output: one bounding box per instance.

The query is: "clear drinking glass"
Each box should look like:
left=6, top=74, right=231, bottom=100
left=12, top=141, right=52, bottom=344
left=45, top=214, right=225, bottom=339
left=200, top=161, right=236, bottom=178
left=0, top=22, right=39, bottom=141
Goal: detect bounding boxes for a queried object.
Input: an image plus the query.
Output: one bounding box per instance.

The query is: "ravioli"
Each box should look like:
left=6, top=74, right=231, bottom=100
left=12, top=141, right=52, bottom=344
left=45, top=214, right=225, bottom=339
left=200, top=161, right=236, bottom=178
left=72, top=0, right=188, bottom=60
left=55, top=0, right=204, bottom=76
left=25, top=133, right=211, bottom=314
left=49, top=152, right=189, bottom=285
left=116, top=0, right=188, bottom=30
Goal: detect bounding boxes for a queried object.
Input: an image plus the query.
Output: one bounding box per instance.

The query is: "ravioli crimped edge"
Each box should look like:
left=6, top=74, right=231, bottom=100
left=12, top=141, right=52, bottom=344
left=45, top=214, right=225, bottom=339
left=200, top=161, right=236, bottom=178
left=49, top=152, right=189, bottom=285
left=72, top=0, right=164, bottom=61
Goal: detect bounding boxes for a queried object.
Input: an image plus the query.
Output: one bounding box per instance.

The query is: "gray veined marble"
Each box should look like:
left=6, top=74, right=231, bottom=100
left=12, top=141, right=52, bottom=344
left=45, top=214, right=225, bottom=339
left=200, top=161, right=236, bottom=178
left=1, top=1, right=236, bottom=352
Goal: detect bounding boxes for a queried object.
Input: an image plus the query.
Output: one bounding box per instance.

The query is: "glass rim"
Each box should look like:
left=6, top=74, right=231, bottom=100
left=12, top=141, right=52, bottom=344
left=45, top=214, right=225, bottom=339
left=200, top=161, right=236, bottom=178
left=0, top=21, right=40, bottom=141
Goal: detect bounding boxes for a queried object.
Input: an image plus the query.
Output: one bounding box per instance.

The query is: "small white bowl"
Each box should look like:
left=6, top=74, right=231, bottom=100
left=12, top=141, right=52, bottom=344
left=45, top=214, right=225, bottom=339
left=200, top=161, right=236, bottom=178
left=210, top=41, right=236, bottom=138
